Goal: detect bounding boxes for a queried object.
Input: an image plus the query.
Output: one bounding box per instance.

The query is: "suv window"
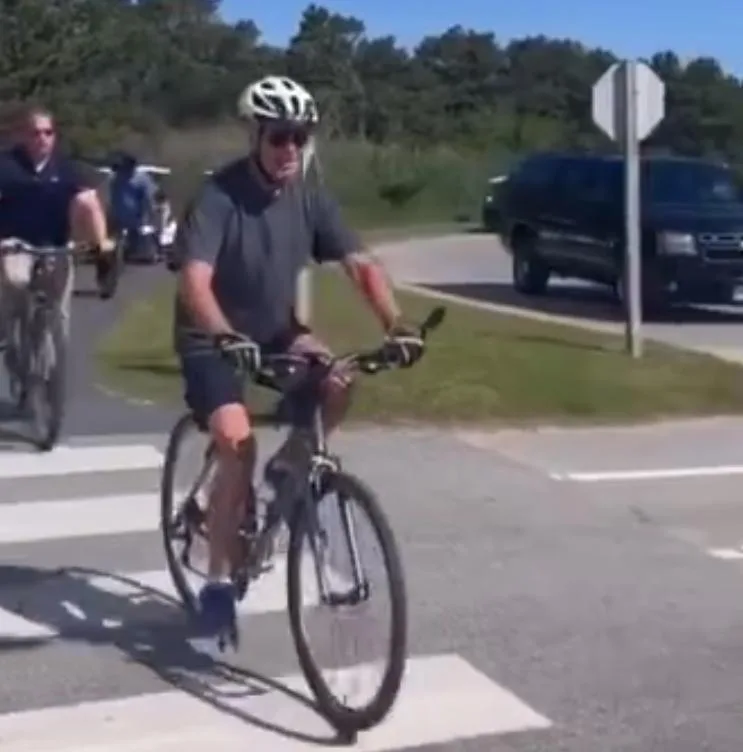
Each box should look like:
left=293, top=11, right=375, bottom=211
left=512, top=156, right=560, bottom=187
left=644, top=161, right=742, bottom=205
left=553, top=158, right=620, bottom=204
left=555, top=159, right=594, bottom=197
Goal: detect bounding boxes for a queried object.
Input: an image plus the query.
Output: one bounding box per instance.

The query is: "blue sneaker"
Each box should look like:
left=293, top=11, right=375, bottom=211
left=197, top=582, right=237, bottom=647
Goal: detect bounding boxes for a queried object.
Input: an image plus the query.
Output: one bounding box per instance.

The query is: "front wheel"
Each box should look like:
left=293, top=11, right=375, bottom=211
left=28, top=307, right=66, bottom=451
left=512, top=235, right=550, bottom=295
left=5, top=309, right=29, bottom=410
left=287, top=470, right=408, bottom=735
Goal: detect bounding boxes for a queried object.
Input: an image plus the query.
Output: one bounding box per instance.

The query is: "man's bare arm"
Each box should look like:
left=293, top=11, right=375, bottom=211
left=341, top=250, right=401, bottom=332
left=178, top=260, right=233, bottom=335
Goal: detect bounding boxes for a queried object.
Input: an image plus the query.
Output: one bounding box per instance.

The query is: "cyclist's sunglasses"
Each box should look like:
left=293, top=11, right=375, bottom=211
left=266, top=126, right=311, bottom=149
left=30, top=127, right=55, bottom=138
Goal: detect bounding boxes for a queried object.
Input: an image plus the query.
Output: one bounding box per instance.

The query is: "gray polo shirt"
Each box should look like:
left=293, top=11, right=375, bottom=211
left=173, top=157, right=360, bottom=352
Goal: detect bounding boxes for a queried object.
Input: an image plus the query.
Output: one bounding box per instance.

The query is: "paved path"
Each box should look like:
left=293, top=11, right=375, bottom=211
left=378, top=233, right=743, bottom=363
left=3, top=427, right=743, bottom=750
left=64, top=262, right=177, bottom=435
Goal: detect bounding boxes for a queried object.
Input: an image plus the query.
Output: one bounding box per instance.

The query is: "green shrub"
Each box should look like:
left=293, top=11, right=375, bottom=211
left=83, top=121, right=511, bottom=226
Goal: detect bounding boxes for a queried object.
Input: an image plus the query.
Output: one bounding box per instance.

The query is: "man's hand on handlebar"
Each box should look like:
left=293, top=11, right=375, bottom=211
left=384, top=320, right=425, bottom=368
left=215, top=331, right=262, bottom=373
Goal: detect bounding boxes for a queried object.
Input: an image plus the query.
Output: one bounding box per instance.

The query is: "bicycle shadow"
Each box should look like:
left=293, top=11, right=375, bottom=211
left=0, top=563, right=349, bottom=747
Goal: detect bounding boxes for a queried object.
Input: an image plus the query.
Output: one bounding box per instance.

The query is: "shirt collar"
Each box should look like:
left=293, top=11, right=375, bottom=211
left=12, top=145, right=55, bottom=175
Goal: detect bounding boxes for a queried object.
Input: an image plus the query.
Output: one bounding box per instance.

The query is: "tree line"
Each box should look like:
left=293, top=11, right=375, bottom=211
left=1, top=0, right=742, bottom=160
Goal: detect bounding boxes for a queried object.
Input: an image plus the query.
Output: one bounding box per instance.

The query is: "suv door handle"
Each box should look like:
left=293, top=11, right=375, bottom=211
left=540, top=214, right=575, bottom=226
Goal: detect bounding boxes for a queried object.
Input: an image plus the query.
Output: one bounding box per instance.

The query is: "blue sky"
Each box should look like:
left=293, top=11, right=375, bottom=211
left=220, top=0, right=742, bottom=76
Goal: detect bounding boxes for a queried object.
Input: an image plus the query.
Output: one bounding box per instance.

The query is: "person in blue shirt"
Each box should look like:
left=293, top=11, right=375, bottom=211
left=0, top=105, right=116, bottom=343
left=108, top=152, right=159, bottom=260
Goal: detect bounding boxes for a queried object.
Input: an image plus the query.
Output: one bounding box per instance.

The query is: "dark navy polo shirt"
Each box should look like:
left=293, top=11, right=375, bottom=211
left=0, top=147, right=92, bottom=246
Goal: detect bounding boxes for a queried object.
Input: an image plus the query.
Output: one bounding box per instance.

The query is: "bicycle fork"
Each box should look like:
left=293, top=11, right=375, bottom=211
left=306, top=466, right=370, bottom=608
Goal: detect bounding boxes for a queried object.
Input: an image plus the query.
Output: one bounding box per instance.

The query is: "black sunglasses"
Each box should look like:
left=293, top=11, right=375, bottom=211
left=266, top=127, right=310, bottom=148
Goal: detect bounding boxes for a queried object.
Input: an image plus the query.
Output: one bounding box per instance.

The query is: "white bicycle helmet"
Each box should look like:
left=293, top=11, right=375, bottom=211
left=238, top=76, right=319, bottom=124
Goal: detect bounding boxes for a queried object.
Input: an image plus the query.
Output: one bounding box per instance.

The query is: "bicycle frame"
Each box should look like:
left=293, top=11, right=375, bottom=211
left=174, top=382, right=369, bottom=607
left=174, top=305, right=446, bottom=607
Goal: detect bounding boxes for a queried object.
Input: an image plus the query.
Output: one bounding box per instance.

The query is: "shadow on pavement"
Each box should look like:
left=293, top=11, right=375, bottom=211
left=425, top=281, right=743, bottom=326
left=111, top=361, right=179, bottom=377
left=0, top=564, right=346, bottom=746
left=72, top=288, right=102, bottom=299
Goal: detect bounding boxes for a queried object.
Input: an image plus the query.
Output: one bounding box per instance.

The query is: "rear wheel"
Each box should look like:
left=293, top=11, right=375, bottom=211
left=160, top=412, right=215, bottom=615
left=287, top=470, right=408, bottom=735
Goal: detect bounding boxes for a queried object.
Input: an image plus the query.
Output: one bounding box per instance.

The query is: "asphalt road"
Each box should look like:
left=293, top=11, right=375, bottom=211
left=378, top=232, right=743, bottom=364
left=3, top=243, right=743, bottom=749
left=3, top=425, right=743, bottom=750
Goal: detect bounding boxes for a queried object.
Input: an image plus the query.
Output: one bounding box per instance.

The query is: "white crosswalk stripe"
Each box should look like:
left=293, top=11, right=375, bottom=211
left=0, top=436, right=552, bottom=751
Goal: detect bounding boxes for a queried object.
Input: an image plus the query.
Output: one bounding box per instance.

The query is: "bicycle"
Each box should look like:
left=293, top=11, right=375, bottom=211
left=71, top=239, right=121, bottom=300
left=0, top=239, right=72, bottom=451
left=160, top=306, right=446, bottom=737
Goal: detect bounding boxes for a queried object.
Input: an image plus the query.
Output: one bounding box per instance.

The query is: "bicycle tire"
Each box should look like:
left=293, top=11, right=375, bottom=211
left=5, top=309, right=28, bottom=410
left=28, top=306, right=66, bottom=451
left=160, top=411, right=211, bottom=615
left=286, top=470, right=408, bottom=734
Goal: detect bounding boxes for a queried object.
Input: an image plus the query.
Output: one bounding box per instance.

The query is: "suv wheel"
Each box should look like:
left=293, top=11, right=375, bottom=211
left=512, top=236, right=550, bottom=295
left=613, top=267, right=667, bottom=316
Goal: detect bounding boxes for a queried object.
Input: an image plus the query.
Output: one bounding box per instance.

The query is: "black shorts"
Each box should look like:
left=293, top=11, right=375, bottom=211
left=179, top=323, right=323, bottom=426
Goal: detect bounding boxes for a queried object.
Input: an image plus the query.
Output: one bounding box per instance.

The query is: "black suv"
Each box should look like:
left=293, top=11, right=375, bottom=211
left=499, top=152, right=743, bottom=309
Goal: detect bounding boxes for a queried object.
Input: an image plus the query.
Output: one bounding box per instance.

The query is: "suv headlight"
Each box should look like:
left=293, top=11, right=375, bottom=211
left=658, top=231, right=696, bottom=255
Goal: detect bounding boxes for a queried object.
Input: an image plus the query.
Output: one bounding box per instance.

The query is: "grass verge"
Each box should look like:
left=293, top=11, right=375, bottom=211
left=98, top=268, right=743, bottom=425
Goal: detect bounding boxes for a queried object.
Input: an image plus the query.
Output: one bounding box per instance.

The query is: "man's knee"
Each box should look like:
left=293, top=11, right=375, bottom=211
left=208, top=403, right=255, bottom=457
left=2, top=253, right=33, bottom=290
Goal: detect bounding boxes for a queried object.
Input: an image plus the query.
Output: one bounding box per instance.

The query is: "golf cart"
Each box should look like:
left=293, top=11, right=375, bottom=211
left=96, top=163, right=177, bottom=264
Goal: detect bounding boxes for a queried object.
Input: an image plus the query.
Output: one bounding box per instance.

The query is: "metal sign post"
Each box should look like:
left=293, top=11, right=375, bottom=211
left=623, top=61, right=642, bottom=358
left=592, top=60, right=665, bottom=358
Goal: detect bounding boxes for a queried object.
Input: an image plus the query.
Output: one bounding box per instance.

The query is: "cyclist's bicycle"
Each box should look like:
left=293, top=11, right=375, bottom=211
left=160, top=306, right=446, bottom=738
left=0, top=239, right=72, bottom=451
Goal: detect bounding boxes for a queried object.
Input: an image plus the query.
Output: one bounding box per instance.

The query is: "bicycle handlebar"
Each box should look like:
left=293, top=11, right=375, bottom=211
left=189, top=305, right=447, bottom=388
left=0, top=239, right=75, bottom=256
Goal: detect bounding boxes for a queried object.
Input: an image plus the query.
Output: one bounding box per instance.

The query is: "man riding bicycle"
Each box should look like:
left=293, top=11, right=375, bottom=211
left=174, top=75, right=424, bottom=640
left=0, top=105, right=116, bottom=341
left=108, top=151, right=160, bottom=261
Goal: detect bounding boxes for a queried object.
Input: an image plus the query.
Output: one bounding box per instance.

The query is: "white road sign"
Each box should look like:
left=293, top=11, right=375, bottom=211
left=591, top=59, right=666, bottom=359
left=592, top=60, right=665, bottom=142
